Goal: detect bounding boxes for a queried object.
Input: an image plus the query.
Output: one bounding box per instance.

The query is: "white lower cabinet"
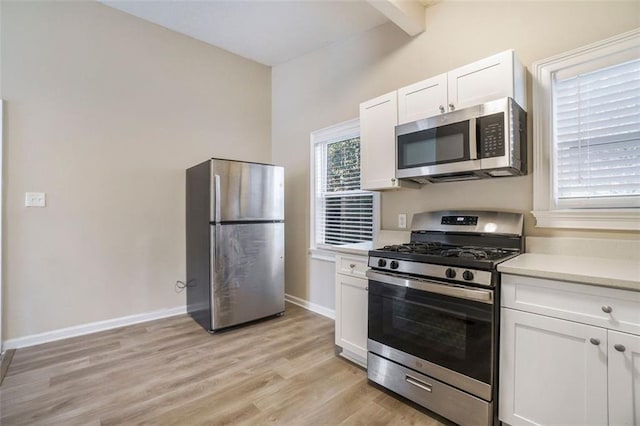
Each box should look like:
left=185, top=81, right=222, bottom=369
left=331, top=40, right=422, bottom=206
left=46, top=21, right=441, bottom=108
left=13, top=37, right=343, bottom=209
left=500, top=309, right=608, bottom=425
left=334, top=254, right=368, bottom=367
left=608, top=330, right=640, bottom=425
left=500, top=275, right=640, bottom=426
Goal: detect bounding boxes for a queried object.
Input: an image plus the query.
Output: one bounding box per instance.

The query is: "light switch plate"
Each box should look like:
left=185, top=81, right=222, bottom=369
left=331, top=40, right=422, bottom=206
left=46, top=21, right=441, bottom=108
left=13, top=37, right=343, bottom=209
left=25, top=192, right=46, bottom=207
left=398, top=213, right=407, bottom=229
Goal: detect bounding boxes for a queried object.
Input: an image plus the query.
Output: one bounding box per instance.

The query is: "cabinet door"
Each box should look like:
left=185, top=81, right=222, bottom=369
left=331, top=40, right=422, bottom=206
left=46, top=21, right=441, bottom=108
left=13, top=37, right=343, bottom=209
left=448, top=50, right=515, bottom=111
left=608, top=330, right=640, bottom=425
left=335, top=273, right=368, bottom=364
left=360, top=91, right=400, bottom=191
left=397, top=73, right=448, bottom=124
left=500, top=308, right=608, bottom=426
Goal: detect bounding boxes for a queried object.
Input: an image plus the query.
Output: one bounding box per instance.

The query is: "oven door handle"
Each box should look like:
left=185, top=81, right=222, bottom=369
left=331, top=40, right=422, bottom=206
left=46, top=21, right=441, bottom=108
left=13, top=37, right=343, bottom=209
left=366, top=270, right=493, bottom=304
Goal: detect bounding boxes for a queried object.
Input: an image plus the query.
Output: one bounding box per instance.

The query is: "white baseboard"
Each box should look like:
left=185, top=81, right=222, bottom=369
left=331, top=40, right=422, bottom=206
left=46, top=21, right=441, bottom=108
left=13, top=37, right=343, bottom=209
left=285, top=294, right=335, bottom=320
left=3, top=305, right=187, bottom=350
left=339, top=348, right=367, bottom=369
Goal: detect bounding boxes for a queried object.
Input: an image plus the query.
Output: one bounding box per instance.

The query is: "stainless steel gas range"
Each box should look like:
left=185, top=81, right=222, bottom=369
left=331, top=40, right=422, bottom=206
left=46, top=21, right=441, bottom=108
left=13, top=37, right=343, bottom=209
left=366, top=210, right=524, bottom=426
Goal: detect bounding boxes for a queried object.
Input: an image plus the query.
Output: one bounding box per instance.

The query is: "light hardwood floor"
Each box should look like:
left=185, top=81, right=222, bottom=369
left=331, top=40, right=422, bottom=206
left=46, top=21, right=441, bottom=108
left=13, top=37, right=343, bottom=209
left=0, top=303, right=448, bottom=425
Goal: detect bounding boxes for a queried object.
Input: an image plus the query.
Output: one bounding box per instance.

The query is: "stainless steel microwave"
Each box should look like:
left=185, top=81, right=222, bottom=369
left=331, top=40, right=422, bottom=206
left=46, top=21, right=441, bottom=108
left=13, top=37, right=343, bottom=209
left=395, top=97, right=527, bottom=183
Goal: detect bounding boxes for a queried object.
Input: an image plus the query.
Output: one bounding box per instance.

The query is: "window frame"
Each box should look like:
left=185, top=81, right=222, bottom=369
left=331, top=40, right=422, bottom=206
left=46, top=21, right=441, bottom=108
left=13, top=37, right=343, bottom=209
left=531, top=28, right=640, bottom=231
left=309, top=118, right=379, bottom=255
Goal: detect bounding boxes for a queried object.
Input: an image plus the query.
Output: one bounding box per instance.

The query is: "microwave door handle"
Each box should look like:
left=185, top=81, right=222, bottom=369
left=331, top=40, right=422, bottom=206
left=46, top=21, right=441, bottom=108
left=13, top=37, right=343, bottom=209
left=469, top=117, right=478, bottom=160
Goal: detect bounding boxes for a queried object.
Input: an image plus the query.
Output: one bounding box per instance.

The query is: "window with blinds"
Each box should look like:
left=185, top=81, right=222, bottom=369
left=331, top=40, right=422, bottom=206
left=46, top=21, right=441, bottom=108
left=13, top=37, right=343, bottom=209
left=552, top=57, right=640, bottom=208
left=312, top=121, right=374, bottom=247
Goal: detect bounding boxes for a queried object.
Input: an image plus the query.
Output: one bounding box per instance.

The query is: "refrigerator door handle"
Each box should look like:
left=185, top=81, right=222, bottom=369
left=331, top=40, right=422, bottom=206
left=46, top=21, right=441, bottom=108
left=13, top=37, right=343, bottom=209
left=213, top=174, right=221, bottom=272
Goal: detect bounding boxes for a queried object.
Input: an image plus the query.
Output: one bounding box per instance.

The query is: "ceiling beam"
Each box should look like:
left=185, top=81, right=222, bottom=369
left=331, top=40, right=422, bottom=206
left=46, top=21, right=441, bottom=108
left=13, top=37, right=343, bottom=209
left=366, top=0, right=425, bottom=37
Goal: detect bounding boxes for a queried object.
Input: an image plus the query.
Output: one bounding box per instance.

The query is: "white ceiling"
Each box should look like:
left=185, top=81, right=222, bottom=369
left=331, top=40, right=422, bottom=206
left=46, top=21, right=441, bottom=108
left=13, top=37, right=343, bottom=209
left=100, top=0, right=393, bottom=66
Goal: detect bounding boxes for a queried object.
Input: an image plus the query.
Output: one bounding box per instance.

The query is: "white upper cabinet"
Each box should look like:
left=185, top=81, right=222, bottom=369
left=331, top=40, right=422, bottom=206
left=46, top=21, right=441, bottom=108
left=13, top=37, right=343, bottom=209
left=448, top=50, right=526, bottom=111
left=397, top=50, right=527, bottom=124
left=397, top=73, right=448, bottom=125
left=360, top=91, right=418, bottom=191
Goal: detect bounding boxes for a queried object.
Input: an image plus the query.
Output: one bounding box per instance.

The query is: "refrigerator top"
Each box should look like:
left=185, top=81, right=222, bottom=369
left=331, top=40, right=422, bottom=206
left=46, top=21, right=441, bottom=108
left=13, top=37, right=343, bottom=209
left=209, top=159, right=284, bottom=223
left=210, top=157, right=282, bottom=168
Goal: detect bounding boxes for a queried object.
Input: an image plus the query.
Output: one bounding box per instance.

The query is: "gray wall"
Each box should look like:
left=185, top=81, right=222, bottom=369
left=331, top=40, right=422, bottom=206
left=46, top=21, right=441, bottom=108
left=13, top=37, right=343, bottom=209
left=1, top=1, right=272, bottom=340
left=272, top=1, right=640, bottom=307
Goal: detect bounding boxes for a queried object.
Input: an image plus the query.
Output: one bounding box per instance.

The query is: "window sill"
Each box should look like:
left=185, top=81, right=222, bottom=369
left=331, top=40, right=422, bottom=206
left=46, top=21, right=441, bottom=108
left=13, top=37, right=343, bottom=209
left=308, top=248, right=336, bottom=262
left=531, top=209, right=640, bottom=231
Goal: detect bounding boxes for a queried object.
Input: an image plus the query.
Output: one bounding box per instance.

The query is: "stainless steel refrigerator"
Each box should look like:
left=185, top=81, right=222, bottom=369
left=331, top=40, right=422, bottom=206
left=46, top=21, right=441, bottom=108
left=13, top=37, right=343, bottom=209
left=186, top=158, right=285, bottom=332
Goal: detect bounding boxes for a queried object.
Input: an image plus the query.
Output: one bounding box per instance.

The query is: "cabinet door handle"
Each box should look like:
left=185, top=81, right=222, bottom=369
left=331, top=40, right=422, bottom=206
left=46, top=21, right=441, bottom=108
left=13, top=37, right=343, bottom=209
left=601, top=305, right=613, bottom=314
left=439, top=105, right=445, bottom=113
left=590, top=338, right=600, bottom=346
left=448, top=103, right=455, bottom=111
left=614, top=344, right=626, bottom=352
left=349, top=264, right=356, bottom=269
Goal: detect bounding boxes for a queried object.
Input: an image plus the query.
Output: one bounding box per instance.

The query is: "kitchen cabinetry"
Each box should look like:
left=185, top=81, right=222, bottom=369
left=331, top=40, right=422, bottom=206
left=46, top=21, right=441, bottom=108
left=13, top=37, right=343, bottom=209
left=608, top=330, right=640, bottom=425
left=500, top=308, right=608, bottom=425
left=334, top=254, right=368, bottom=367
left=397, top=73, right=448, bottom=125
left=360, top=92, right=418, bottom=191
left=360, top=50, right=526, bottom=189
left=500, top=274, right=640, bottom=426
left=448, top=49, right=526, bottom=112
left=397, top=50, right=527, bottom=125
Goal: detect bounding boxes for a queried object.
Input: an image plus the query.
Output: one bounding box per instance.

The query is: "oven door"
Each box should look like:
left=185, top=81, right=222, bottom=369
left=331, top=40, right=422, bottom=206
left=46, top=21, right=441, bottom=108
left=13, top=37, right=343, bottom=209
left=366, top=270, right=494, bottom=401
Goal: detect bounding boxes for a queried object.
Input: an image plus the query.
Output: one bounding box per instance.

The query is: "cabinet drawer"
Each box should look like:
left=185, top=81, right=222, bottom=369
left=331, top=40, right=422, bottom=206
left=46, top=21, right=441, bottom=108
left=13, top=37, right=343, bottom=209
left=502, top=274, right=640, bottom=335
left=336, top=255, right=368, bottom=278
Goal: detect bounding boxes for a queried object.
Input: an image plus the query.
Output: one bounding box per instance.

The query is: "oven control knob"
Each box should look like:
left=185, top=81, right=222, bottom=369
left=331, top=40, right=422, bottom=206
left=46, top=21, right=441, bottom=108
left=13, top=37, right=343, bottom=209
left=390, top=261, right=399, bottom=270
left=463, top=271, right=474, bottom=281
left=445, top=268, right=456, bottom=279
left=378, top=259, right=387, bottom=267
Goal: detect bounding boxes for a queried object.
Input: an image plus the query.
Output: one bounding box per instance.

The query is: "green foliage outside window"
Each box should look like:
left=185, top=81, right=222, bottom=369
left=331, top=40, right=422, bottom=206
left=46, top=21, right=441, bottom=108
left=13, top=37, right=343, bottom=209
left=326, top=138, right=360, bottom=192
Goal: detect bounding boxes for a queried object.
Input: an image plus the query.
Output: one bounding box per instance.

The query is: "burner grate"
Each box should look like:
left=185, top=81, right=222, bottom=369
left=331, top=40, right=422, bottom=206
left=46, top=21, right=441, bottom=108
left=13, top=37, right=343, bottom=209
left=382, top=242, right=443, bottom=254
left=440, top=246, right=518, bottom=260
left=442, top=247, right=490, bottom=260
left=377, top=244, right=518, bottom=262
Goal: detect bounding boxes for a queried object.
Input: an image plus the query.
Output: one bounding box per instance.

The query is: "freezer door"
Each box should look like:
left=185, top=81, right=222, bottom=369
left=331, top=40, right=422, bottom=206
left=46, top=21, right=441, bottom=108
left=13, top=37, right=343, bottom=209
left=210, top=159, right=284, bottom=222
left=211, top=222, right=285, bottom=330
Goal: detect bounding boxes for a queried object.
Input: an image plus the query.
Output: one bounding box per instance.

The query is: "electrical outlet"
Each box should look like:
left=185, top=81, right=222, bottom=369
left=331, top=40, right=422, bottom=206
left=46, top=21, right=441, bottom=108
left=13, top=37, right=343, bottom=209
left=25, top=192, right=46, bottom=207
left=398, top=213, right=407, bottom=229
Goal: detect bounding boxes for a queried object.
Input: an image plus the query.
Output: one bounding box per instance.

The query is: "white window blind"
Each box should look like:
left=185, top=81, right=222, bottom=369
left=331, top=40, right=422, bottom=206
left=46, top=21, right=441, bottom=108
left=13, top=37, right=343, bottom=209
left=313, top=121, right=374, bottom=247
left=552, top=57, right=640, bottom=208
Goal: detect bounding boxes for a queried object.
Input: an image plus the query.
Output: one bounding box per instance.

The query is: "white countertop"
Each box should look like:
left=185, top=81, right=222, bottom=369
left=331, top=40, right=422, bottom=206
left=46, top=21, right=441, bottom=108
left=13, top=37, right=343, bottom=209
left=498, top=253, right=640, bottom=292
left=321, top=230, right=411, bottom=257
left=330, top=241, right=373, bottom=256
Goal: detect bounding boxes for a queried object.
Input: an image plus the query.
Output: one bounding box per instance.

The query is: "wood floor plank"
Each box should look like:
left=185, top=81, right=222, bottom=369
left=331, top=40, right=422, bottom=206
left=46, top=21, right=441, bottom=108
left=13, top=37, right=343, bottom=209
left=299, top=375, right=380, bottom=424
left=6, top=341, right=122, bottom=377
left=1, top=302, right=446, bottom=425
left=0, top=349, right=15, bottom=386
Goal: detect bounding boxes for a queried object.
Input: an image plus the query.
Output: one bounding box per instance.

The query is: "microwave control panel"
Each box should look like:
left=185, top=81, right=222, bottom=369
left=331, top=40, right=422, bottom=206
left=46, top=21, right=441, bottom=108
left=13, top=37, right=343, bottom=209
left=478, top=112, right=505, bottom=158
